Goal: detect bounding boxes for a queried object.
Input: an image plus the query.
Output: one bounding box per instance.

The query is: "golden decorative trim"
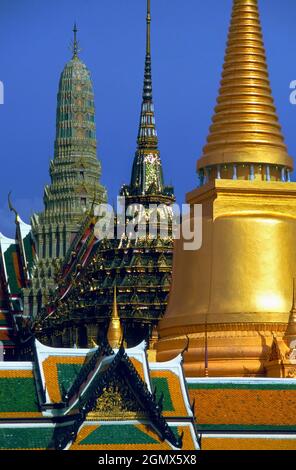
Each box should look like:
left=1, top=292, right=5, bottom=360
left=159, top=322, right=287, bottom=340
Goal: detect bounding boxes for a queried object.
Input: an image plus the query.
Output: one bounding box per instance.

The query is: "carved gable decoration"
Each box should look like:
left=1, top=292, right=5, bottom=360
left=87, top=374, right=145, bottom=420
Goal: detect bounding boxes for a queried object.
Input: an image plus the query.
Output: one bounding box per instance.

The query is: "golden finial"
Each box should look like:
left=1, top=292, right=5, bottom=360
left=148, top=324, right=159, bottom=362
left=197, top=0, right=293, bottom=173
left=107, top=285, right=123, bottom=348
left=149, top=324, right=159, bottom=349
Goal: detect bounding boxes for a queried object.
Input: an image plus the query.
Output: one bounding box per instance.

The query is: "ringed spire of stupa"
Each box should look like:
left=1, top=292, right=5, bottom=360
left=197, top=0, right=293, bottom=182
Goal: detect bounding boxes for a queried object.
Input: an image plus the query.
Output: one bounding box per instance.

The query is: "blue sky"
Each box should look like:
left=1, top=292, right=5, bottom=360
left=0, top=0, right=296, bottom=236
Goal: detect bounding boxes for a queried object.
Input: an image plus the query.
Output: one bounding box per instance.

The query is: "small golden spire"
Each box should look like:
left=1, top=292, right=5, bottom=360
left=198, top=0, right=293, bottom=172
left=148, top=324, right=158, bottom=362
left=107, top=285, right=123, bottom=348
left=149, top=324, right=159, bottom=349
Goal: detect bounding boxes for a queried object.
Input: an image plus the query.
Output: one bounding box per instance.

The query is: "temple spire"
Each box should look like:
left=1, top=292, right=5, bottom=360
left=137, top=0, right=157, bottom=149
left=121, top=0, right=174, bottom=199
left=72, top=22, right=79, bottom=59
left=197, top=0, right=293, bottom=179
left=107, top=286, right=123, bottom=349
left=126, top=0, right=163, bottom=195
left=146, top=0, right=151, bottom=56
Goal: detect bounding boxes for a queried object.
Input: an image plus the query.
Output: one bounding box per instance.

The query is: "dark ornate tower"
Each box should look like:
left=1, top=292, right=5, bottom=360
left=121, top=0, right=173, bottom=204
left=29, top=26, right=106, bottom=317
left=36, top=0, right=175, bottom=349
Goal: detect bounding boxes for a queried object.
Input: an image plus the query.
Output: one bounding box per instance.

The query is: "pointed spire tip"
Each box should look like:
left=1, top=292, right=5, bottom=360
left=72, top=22, right=79, bottom=58
left=146, top=0, right=151, bottom=56
left=107, top=284, right=123, bottom=348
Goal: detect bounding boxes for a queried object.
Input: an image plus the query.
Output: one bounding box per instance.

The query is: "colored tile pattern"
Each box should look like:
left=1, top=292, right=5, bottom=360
left=4, top=245, right=22, bottom=294
left=43, top=356, right=85, bottom=403
left=70, top=423, right=195, bottom=450
left=188, top=382, right=296, bottom=430
left=0, top=427, right=54, bottom=450
left=0, top=370, right=41, bottom=418
left=173, top=425, right=197, bottom=451
left=150, top=370, right=188, bottom=417
left=130, top=357, right=145, bottom=381
left=57, top=362, right=84, bottom=397
left=70, top=424, right=168, bottom=450
left=151, top=377, right=174, bottom=411
left=79, top=424, right=158, bottom=445
left=203, top=437, right=296, bottom=451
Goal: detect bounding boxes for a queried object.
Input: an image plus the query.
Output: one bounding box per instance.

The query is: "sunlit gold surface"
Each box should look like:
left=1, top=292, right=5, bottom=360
left=156, top=0, right=296, bottom=377
left=107, top=286, right=123, bottom=349
left=198, top=0, right=293, bottom=171
left=157, top=180, right=296, bottom=376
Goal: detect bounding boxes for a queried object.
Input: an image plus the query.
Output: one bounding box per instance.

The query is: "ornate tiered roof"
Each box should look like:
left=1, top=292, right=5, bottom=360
left=0, top=339, right=199, bottom=450
left=34, top=1, right=175, bottom=349
left=0, top=205, right=36, bottom=358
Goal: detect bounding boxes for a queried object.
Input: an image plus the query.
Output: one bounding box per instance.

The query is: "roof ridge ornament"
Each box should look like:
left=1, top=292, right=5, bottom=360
left=8, top=191, right=19, bottom=224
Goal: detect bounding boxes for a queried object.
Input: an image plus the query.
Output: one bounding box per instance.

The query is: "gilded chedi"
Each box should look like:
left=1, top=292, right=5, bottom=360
left=156, top=0, right=296, bottom=377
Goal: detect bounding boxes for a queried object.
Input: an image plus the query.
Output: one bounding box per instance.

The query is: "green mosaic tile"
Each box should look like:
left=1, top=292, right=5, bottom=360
left=0, top=427, right=54, bottom=449
left=79, top=425, right=159, bottom=445
left=0, top=377, right=39, bottom=412
left=57, top=363, right=83, bottom=396
left=151, top=377, right=174, bottom=411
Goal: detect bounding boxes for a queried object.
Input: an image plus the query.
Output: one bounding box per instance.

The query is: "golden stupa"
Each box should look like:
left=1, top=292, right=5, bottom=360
left=107, top=286, right=123, bottom=349
left=157, top=0, right=296, bottom=377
